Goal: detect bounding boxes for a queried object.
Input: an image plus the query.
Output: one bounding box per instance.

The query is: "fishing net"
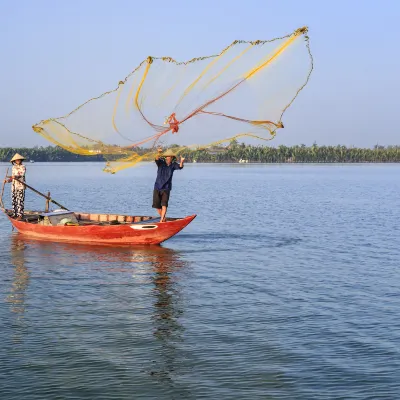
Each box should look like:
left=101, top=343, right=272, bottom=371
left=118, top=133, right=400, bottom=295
left=32, top=27, right=313, bottom=173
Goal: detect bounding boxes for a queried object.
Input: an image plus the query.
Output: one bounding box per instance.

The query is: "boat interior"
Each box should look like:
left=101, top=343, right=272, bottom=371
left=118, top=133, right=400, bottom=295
left=3, top=209, right=179, bottom=226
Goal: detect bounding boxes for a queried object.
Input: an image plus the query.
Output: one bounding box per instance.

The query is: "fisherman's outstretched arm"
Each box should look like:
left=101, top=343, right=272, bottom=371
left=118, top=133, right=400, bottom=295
left=155, top=147, right=163, bottom=166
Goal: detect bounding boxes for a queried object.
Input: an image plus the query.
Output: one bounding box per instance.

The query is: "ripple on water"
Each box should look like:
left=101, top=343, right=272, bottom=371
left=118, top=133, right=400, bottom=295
left=0, top=163, right=399, bottom=399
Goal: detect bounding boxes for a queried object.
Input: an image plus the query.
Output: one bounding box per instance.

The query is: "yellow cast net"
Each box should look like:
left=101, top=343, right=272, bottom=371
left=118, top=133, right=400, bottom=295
left=32, top=27, right=313, bottom=173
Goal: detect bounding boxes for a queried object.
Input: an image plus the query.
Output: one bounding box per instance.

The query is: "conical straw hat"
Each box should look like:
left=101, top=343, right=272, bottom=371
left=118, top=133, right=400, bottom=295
left=162, top=149, right=176, bottom=157
left=10, top=153, right=26, bottom=163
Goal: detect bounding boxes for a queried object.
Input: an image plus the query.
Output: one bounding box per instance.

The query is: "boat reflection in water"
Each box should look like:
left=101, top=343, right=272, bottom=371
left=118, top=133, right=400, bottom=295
left=6, top=233, right=191, bottom=393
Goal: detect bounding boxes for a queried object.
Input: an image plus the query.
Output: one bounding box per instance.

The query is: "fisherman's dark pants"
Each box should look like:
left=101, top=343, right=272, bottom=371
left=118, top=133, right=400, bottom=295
left=12, top=189, right=25, bottom=218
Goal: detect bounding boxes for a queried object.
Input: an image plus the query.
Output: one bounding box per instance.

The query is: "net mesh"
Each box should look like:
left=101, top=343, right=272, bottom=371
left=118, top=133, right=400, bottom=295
left=32, top=27, right=313, bottom=173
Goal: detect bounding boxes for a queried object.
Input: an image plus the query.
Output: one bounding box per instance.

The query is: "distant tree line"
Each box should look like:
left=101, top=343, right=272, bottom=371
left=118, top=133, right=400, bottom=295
left=184, top=142, right=400, bottom=163
left=0, top=146, right=104, bottom=162
left=1, top=143, right=399, bottom=163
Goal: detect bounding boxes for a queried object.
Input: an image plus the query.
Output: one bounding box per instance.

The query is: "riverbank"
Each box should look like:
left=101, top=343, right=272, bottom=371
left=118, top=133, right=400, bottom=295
left=1, top=144, right=399, bottom=163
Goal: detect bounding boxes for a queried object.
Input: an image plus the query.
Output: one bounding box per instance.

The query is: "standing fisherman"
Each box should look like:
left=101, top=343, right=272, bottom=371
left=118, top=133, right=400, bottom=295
left=4, top=154, right=27, bottom=220
left=153, top=148, right=185, bottom=222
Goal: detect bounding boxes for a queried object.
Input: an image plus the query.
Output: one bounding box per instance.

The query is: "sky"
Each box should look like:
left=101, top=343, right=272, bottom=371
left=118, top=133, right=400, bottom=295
left=0, top=0, right=399, bottom=148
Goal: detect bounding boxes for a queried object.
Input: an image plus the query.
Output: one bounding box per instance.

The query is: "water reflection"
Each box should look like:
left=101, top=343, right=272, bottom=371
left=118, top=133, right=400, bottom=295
left=7, top=235, right=30, bottom=317
left=14, top=236, right=183, bottom=267
left=149, top=246, right=188, bottom=389
left=7, top=234, right=190, bottom=393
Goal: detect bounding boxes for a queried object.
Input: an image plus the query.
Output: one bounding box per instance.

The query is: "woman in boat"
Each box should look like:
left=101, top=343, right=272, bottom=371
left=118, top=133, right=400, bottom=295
left=5, top=153, right=27, bottom=220
left=153, top=148, right=185, bottom=222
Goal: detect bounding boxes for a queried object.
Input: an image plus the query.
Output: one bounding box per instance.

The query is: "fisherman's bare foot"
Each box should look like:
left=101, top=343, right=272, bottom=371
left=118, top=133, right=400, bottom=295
left=16, top=216, right=22, bottom=221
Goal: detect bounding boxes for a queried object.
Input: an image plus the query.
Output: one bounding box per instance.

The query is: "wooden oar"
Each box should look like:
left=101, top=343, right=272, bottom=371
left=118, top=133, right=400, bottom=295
left=0, top=167, right=9, bottom=209
left=12, top=178, right=69, bottom=211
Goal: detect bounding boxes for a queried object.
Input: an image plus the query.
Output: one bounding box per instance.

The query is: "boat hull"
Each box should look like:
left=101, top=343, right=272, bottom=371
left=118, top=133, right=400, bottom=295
left=8, top=214, right=196, bottom=245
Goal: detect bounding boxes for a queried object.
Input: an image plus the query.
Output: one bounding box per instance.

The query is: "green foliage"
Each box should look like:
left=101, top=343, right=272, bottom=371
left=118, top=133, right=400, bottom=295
left=229, top=139, right=239, bottom=148
left=0, top=144, right=399, bottom=163
left=183, top=144, right=400, bottom=163
left=0, top=146, right=104, bottom=162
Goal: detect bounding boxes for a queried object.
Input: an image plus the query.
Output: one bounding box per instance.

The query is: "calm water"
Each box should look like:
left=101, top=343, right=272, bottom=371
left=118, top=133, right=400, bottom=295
left=0, top=162, right=399, bottom=399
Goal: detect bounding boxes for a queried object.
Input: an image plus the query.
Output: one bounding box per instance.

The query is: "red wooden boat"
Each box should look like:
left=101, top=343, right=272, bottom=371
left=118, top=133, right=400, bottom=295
left=1, top=174, right=195, bottom=245
left=3, top=209, right=196, bottom=245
